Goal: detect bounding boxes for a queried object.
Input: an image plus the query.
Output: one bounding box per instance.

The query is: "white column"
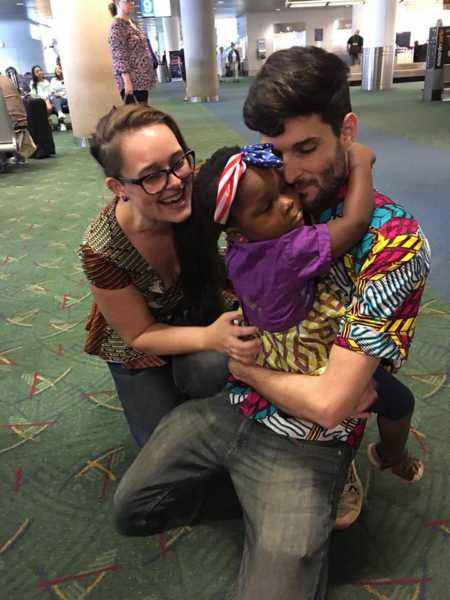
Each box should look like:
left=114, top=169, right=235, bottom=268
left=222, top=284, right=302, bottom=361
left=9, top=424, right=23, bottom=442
left=49, top=0, right=121, bottom=137
left=179, top=0, right=218, bottom=102
left=162, top=16, right=181, bottom=52
left=358, top=0, right=398, bottom=91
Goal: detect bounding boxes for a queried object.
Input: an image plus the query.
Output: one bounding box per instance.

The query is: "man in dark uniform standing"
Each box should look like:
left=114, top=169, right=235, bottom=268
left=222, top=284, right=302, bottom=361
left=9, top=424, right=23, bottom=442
left=347, top=29, right=363, bottom=65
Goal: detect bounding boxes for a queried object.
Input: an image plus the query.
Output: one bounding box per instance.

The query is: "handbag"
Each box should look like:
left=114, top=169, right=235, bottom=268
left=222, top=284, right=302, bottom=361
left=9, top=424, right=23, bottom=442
left=16, top=128, right=37, bottom=159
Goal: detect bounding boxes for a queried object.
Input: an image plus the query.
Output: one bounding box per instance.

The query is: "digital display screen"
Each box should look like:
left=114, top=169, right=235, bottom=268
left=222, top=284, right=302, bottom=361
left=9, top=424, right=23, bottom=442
left=140, top=0, right=171, bottom=17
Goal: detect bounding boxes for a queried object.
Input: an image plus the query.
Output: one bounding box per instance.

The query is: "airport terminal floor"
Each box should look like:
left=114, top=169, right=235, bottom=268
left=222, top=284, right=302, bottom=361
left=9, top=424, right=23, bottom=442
left=1, top=79, right=449, bottom=599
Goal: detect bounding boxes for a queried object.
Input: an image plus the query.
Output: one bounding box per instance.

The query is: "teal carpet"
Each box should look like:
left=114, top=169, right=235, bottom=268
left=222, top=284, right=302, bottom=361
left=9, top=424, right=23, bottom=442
left=0, top=80, right=449, bottom=600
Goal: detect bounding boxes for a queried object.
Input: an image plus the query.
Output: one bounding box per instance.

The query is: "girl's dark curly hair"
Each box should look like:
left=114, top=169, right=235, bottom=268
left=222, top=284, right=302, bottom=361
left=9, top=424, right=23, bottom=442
left=173, top=146, right=241, bottom=325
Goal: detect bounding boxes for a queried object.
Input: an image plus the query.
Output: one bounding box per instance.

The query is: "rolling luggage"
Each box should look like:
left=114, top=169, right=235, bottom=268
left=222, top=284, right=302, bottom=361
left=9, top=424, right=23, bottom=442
left=23, top=96, right=55, bottom=158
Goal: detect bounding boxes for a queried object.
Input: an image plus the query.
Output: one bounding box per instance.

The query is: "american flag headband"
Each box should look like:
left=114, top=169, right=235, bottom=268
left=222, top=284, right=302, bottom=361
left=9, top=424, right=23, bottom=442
left=214, top=143, right=283, bottom=225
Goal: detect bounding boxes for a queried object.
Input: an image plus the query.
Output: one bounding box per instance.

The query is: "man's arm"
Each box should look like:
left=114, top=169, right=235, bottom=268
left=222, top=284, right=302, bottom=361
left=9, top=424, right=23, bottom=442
left=229, top=345, right=380, bottom=429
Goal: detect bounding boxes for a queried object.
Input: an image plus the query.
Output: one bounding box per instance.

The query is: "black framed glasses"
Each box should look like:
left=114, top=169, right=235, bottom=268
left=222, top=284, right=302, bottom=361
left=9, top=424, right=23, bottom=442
left=115, top=149, right=195, bottom=195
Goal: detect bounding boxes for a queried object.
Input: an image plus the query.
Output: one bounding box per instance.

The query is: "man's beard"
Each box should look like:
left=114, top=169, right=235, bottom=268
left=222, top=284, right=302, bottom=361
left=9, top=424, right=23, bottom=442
left=297, top=144, right=347, bottom=218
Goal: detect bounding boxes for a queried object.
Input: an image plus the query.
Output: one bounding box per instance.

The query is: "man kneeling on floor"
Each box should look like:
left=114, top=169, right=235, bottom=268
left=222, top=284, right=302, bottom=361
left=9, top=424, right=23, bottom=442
left=112, top=47, right=430, bottom=600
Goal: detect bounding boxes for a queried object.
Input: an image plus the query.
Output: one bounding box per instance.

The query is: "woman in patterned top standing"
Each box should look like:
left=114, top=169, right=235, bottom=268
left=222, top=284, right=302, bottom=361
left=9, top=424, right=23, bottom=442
left=108, top=0, right=157, bottom=104
left=80, top=104, right=260, bottom=447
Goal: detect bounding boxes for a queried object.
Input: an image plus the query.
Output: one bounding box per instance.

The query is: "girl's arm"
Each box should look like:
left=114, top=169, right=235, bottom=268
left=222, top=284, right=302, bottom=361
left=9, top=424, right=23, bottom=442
left=91, top=283, right=260, bottom=364
left=327, top=143, right=375, bottom=258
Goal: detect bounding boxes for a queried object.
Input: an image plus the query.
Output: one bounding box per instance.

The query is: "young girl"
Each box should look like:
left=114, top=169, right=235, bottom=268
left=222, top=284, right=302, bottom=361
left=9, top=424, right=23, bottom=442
left=185, top=142, right=423, bottom=483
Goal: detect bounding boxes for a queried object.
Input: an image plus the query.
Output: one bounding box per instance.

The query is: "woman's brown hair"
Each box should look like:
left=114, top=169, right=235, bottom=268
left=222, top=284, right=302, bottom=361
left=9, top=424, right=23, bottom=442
left=108, top=1, right=117, bottom=16
left=90, top=104, right=189, bottom=178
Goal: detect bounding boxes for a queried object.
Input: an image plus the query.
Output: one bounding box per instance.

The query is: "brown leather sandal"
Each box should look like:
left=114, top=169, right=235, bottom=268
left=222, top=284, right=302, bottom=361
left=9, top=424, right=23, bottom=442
left=367, top=443, right=424, bottom=483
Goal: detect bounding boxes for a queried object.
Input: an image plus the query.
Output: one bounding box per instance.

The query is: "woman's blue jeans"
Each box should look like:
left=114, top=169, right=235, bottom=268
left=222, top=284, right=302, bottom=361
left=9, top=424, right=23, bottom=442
left=108, top=351, right=229, bottom=448
left=49, top=95, right=68, bottom=115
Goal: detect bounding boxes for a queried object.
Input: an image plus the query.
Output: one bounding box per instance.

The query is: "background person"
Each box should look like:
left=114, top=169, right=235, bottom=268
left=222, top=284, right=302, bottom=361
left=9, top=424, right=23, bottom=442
left=29, top=65, right=53, bottom=113
left=30, top=64, right=67, bottom=129
left=80, top=103, right=260, bottom=448
left=0, top=74, right=36, bottom=166
left=108, top=0, right=157, bottom=104
left=50, top=64, right=69, bottom=130
left=347, top=29, right=363, bottom=65
left=227, top=42, right=241, bottom=82
left=217, top=46, right=226, bottom=80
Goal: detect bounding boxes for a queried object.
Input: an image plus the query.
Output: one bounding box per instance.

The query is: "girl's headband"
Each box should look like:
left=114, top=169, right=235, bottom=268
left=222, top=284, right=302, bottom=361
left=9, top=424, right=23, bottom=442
left=214, top=143, right=283, bottom=225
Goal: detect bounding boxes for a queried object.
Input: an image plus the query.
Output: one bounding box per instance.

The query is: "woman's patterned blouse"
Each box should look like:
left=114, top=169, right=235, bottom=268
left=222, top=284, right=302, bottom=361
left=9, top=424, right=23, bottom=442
left=108, top=18, right=157, bottom=93
left=79, top=202, right=183, bottom=369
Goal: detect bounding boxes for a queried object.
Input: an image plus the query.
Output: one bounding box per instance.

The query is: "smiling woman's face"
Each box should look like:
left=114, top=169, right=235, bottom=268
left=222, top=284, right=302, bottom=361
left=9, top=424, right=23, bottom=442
left=33, top=66, right=44, bottom=81
left=114, top=124, right=193, bottom=224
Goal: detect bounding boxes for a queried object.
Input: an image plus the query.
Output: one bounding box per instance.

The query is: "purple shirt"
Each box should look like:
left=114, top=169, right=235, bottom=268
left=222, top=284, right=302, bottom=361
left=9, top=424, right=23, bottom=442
left=225, top=224, right=331, bottom=332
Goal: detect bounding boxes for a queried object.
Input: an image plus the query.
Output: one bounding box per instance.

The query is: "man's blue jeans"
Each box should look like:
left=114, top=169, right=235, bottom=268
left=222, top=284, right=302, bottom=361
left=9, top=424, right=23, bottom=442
left=113, top=393, right=352, bottom=599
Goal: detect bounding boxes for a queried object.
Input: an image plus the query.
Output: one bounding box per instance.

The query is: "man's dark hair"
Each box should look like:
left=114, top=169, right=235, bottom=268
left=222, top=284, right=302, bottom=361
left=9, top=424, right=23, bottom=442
left=243, top=46, right=351, bottom=137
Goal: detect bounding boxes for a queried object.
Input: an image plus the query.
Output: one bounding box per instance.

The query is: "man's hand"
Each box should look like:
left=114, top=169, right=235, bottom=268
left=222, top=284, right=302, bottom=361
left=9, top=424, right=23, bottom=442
left=228, top=357, right=263, bottom=381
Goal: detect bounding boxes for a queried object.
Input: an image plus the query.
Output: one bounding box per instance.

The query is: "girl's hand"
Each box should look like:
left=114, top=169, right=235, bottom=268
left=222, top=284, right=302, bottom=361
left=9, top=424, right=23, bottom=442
left=348, top=142, right=376, bottom=170
left=204, top=311, right=260, bottom=365
left=351, top=378, right=378, bottom=419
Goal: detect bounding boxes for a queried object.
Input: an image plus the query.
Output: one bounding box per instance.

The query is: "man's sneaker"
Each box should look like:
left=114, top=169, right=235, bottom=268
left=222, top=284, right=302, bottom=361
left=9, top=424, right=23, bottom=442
left=334, top=460, right=363, bottom=530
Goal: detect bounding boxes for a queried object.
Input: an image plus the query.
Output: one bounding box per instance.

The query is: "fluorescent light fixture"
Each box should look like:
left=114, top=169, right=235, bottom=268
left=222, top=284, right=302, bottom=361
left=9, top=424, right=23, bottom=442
left=286, top=0, right=363, bottom=6
left=286, top=1, right=327, bottom=6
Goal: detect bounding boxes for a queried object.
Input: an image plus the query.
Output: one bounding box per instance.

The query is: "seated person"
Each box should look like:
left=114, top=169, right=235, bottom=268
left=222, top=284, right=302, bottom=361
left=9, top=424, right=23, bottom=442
left=50, top=65, right=69, bottom=130
left=0, top=74, right=36, bottom=165
left=29, top=64, right=68, bottom=131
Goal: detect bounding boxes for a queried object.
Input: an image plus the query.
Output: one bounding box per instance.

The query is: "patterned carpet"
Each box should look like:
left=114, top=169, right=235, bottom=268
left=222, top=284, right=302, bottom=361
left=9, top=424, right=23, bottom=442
left=0, top=81, right=449, bottom=600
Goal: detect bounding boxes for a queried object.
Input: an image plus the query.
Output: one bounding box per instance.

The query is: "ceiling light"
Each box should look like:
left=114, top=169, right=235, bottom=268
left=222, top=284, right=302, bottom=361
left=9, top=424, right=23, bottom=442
left=286, top=1, right=327, bottom=6
left=286, top=0, right=364, bottom=6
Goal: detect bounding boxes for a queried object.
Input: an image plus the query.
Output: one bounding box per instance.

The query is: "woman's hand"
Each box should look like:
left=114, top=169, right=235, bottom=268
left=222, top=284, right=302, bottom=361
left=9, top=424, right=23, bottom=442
left=122, top=73, right=134, bottom=97
left=204, top=311, right=260, bottom=365
left=348, top=142, right=376, bottom=170
left=124, top=82, right=134, bottom=97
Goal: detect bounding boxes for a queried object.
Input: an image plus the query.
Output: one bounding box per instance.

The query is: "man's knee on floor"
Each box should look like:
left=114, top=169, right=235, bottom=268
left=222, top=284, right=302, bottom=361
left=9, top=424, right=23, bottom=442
left=113, top=484, right=168, bottom=537
left=113, top=475, right=204, bottom=537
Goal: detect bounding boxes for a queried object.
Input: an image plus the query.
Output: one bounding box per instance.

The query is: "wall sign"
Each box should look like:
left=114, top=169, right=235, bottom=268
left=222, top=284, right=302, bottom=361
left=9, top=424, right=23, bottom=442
left=256, top=38, right=266, bottom=60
